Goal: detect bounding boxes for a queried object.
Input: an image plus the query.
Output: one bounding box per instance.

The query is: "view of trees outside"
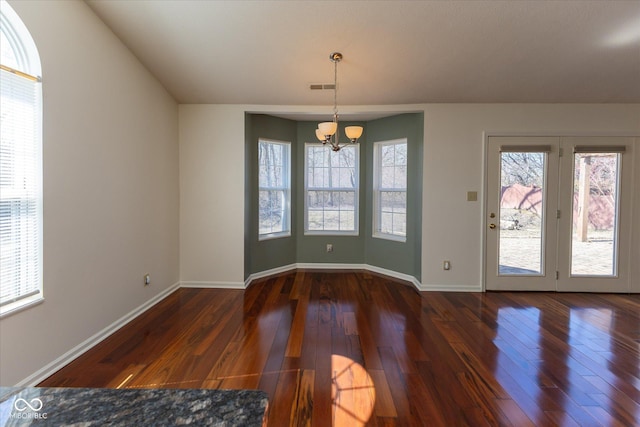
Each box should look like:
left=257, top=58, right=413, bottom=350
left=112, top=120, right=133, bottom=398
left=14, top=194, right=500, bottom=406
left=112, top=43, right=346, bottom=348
left=306, top=145, right=358, bottom=232
left=258, top=140, right=290, bottom=237
left=375, top=141, right=407, bottom=238
left=501, top=152, right=544, bottom=188
left=571, top=153, right=619, bottom=275
left=498, top=151, right=620, bottom=276
left=499, top=152, right=545, bottom=274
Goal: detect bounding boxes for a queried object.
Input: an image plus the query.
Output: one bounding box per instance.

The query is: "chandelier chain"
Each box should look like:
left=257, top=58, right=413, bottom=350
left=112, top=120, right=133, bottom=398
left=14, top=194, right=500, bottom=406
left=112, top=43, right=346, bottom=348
left=333, top=59, right=338, bottom=118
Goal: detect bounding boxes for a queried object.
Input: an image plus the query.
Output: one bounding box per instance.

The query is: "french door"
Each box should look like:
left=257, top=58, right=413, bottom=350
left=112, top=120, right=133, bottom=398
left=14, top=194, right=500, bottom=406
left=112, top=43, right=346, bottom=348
left=485, top=136, right=634, bottom=292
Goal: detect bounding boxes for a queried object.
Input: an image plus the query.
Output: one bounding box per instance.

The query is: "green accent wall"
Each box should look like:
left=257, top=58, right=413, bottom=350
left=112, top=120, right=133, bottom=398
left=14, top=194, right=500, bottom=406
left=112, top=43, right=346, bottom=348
left=365, top=113, right=424, bottom=280
left=245, top=112, right=423, bottom=281
left=245, top=114, right=297, bottom=279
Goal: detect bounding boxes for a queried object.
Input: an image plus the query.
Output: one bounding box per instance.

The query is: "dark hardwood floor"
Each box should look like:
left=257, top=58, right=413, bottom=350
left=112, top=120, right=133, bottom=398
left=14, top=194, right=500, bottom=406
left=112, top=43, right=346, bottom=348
left=40, top=270, right=640, bottom=426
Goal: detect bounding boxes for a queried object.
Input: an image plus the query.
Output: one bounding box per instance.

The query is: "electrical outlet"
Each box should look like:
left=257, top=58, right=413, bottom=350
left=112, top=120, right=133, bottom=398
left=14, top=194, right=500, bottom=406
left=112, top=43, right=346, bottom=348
left=326, top=244, right=333, bottom=253
left=443, top=261, right=451, bottom=271
left=144, top=274, right=151, bottom=286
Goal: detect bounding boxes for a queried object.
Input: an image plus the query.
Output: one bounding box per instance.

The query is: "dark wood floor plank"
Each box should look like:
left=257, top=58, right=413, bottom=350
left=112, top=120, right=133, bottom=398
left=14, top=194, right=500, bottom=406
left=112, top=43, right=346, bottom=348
left=267, top=369, right=299, bottom=427
left=38, top=271, right=640, bottom=426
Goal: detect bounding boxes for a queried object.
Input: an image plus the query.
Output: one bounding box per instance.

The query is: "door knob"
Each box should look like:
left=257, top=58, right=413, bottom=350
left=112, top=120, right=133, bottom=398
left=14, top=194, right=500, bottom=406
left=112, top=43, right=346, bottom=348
left=489, top=223, right=496, bottom=229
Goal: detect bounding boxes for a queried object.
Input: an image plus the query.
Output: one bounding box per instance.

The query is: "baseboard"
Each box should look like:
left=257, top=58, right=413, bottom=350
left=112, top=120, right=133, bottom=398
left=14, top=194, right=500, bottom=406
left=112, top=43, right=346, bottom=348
left=16, top=282, right=181, bottom=387
left=181, top=280, right=245, bottom=289
left=246, top=263, right=423, bottom=291
left=362, top=264, right=422, bottom=290
left=418, top=283, right=483, bottom=292
left=295, top=263, right=367, bottom=270
left=243, top=263, right=298, bottom=288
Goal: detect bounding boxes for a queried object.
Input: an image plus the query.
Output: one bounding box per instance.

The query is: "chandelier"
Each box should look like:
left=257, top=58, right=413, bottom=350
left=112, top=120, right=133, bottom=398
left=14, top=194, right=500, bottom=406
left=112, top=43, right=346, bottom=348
left=315, top=52, right=363, bottom=151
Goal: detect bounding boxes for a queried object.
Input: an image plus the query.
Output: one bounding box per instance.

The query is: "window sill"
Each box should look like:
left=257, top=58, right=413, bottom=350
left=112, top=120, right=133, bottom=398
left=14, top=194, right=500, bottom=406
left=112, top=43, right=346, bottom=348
left=0, top=294, right=44, bottom=319
left=373, top=232, right=407, bottom=243
left=258, top=231, right=292, bottom=241
left=304, top=231, right=360, bottom=237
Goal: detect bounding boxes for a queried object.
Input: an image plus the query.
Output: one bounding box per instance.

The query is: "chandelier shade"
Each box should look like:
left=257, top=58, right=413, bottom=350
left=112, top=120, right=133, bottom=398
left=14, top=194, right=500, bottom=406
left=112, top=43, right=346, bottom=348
left=315, top=52, right=363, bottom=151
left=345, top=126, right=363, bottom=141
left=318, top=121, right=338, bottom=137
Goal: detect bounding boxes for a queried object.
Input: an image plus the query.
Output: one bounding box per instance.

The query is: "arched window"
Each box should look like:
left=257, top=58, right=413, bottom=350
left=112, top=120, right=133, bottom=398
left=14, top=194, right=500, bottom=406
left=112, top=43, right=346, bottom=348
left=1, top=0, right=43, bottom=317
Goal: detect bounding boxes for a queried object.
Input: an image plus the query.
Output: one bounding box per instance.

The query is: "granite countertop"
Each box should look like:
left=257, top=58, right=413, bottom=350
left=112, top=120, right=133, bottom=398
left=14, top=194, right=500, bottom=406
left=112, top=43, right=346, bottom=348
left=0, top=387, right=268, bottom=426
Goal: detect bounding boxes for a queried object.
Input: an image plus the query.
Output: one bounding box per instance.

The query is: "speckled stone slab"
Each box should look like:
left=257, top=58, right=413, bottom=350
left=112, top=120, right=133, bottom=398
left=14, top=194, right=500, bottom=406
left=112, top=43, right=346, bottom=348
left=0, top=387, right=268, bottom=426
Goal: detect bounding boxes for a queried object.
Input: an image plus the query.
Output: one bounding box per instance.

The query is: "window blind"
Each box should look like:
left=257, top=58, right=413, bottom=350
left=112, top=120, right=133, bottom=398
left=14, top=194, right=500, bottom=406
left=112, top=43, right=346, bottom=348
left=500, top=145, right=552, bottom=153
left=0, top=67, right=42, bottom=308
left=573, top=145, right=626, bottom=154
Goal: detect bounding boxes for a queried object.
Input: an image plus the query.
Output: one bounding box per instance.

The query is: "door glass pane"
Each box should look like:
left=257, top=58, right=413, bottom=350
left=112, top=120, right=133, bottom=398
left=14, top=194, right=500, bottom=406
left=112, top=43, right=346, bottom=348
left=571, top=153, right=620, bottom=276
left=499, top=152, right=545, bottom=275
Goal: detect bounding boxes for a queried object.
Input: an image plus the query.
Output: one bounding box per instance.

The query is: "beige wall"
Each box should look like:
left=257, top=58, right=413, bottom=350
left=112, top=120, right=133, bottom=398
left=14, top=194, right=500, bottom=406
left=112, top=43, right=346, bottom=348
left=178, top=105, right=245, bottom=285
left=0, top=0, right=179, bottom=385
left=634, top=136, right=640, bottom=293
left=421, top=104, right=640, bottom=291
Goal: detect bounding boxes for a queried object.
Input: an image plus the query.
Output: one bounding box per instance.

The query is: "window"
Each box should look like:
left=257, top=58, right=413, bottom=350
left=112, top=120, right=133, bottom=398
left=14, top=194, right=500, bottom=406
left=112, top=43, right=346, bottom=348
left=305, top=144, right=359, bottom=234
left=258, top=139, right=291, bottom=240
left=373, top=139, right=407, bottom=241
left=1, top=0, right=43, bottom=317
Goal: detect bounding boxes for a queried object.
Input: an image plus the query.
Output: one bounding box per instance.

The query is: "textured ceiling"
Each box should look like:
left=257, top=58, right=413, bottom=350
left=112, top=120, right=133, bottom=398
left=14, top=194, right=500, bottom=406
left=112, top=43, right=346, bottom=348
left=85, top=0, right=640, bottom=106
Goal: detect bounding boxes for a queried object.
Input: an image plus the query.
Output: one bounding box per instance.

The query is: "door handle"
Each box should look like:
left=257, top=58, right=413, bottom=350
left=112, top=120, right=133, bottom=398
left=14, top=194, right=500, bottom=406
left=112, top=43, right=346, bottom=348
left=489, top=223, right=496, bottom=229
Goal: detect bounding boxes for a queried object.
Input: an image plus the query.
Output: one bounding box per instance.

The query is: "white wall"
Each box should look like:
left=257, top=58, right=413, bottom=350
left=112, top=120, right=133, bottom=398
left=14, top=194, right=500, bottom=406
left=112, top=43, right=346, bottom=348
left=0, top=0, right=179, bottom=386
left=179, top=104, right=639, bottom=292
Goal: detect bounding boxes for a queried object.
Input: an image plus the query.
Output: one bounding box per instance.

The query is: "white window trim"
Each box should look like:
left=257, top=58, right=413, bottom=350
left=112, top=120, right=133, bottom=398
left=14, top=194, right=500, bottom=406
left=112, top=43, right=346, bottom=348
left=258, top=138, right=291, bottom=241
left=304, top=143, right=360, bottom=236
left=373, top=138, right=407, bottom=242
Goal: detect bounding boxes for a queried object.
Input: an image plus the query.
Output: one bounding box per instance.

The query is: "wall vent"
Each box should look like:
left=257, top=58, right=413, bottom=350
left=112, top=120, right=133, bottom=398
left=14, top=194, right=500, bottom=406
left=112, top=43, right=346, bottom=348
left=310, top=84, right=336, bottom=90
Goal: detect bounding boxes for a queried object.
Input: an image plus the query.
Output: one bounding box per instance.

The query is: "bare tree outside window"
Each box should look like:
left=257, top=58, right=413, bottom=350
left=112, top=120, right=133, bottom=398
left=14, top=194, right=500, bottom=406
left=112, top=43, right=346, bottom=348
left=305, top=144, right=359, bottom=233
left=374, top=139, right=407, bottom=240
left=258, top=140, right=290, bottom=239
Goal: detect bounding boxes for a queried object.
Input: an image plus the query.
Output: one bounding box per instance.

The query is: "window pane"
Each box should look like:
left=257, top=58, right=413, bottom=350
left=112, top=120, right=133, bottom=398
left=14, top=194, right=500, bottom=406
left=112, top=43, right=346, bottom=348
left=380, top=192, right=406, bottom=236
left=306, top=190, right=356, bottom=231
left=394, top=165, right=407, bottom=188
left=498, top=152, right=545, bottom=275
left=258, top=141, right=287, bottom=188
left=570, top=153, right=620, bottom=276
left=259, top=190, right=286, bottom=235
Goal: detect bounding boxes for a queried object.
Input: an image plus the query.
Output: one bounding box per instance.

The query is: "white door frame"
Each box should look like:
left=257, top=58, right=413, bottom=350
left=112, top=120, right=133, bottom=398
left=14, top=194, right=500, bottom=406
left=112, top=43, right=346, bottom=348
left=484, top=136, right=559, bottom=291
left=556, top=137, right=634, bottom=292
left=482, top=133, right=636, bottom=293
